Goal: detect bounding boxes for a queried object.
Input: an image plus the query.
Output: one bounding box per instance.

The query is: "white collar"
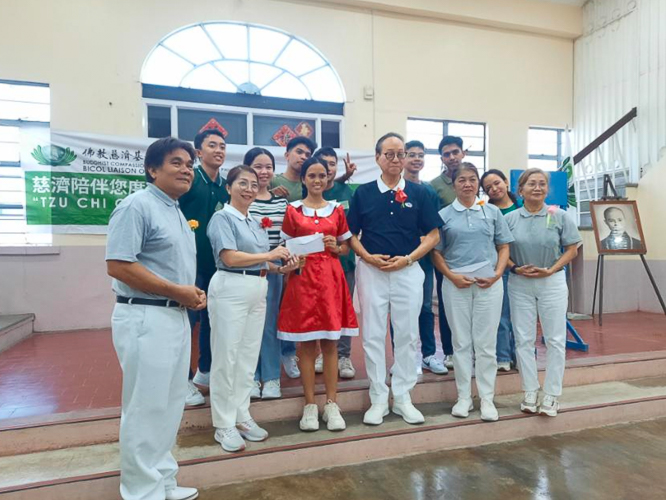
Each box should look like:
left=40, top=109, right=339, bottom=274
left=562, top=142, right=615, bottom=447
left=377, top=176, right=406, bottom=194
left=223, top=203, right=252, bottom=221
left=452, top=197, right=483, bottom=212
left=291, top=200, right=338, bottom=217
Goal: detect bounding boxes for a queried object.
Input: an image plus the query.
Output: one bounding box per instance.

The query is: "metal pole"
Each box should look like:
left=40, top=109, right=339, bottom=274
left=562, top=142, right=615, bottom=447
left=592, top=255, right=601, bottom=317
left=598, top=255, right=604, bottom=326
left=640, top=254, right=666, bottom=316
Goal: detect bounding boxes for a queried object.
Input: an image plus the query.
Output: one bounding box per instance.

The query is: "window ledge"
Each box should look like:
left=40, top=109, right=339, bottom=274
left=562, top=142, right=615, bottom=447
left=0, top=246, right=61, bottom=256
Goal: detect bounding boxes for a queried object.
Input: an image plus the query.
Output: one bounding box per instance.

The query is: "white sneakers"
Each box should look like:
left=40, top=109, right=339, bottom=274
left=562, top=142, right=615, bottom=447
left=261, top=379, right=281, bottom=399
left=214, top=427, right=246, bottom=452
left=539, top=394, right=559, bottom=417
left=250, top=380, right=261, bottom=400
left=480, top=399, right=499, bottom=422
left=185, top=381, right=205, bottom=407
left=392, top=401, right=425, bottom=424
left=521, top=390, right=539, bottom=414
left=300, top=403, right=320, bottom=431
left=165, top=486, right=199, bottom=500
left=282, top=355, right=301, bottom=378
left=444, top=355, right=454, bottom=370
left=497, top=361, right=512, bottom=372
left=422, top=355, right=448, bottom=375
left=363, top=403, right=390, bottom=425
left=451, top=398, right=474, bottom=418
left=314, top=353, right=324, bottom=374
left=192, top=369, right=210, bottom=387
left=237, top=419, right=268, bottom=442
left=322, top=401, right=346, bottom=431
left=338, top=357, right=356, bottom=378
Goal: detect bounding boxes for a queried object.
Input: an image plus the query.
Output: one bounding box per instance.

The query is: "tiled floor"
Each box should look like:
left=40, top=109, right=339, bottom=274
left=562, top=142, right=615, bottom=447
left=0, top=312, right=664, bottom=422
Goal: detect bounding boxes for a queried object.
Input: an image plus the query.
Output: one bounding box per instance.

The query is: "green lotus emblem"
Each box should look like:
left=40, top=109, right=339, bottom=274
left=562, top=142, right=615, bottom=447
left=31, top=145, right=77, bottom=167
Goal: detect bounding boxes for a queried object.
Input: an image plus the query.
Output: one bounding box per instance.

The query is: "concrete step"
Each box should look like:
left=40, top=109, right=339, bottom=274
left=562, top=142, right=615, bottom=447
left=2, top=376, right=666, bottom=499
left=0, top=314, right=34, bottom=354
left=3, top=349, right=666, bottom=458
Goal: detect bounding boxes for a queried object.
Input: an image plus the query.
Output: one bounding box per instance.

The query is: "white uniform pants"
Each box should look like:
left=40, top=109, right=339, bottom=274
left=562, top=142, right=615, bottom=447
left=509, top=272, right=568, bottom=397
left=356, top=259, right=424, bottom=404
left=208, top=271, right=268, bottom=429
left=442, top=278, right=503, bottom=401
left=112, top=303, right=190, bottom=500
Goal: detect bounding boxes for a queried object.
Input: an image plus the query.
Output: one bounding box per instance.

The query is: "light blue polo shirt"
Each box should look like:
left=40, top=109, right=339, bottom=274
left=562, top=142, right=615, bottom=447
left=436, top=198, right=514, bottom=270
left=505, top=206, right=582, bottom=269
left=207, top=204, right=270, bottom=271
left=105, top=183, right=196, bottom=299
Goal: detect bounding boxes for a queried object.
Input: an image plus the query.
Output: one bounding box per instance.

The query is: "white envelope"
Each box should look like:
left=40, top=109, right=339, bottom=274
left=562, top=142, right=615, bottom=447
left=285, top=233, right=325, bottom=256
left=450, top=260, right=496, bottom=280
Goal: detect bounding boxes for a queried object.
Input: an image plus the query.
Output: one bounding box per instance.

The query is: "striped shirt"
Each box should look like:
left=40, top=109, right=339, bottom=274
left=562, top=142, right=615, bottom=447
left=249, top=195, right=288, bottom=249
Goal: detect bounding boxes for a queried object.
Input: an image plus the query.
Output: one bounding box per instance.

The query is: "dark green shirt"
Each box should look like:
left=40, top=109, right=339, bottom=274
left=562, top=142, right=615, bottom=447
left=324, top=181, right=355, bottom=273
left=428, top=172, right=456, bottom=208
left=499, top=199, right=522, bottom=216
left=179, top=166, right=229, bottom=276
left=270, top=174, right=302, bottom=202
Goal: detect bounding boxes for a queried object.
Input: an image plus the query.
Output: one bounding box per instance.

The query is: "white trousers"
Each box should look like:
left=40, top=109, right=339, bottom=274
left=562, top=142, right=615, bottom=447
left=208, top=271, right=268, bottom=429
left=356, top=259, right=424, bottom=404
left=442, top=278, right=503, bottom=401
left=112, top=303, right=190, bottom=500
left=509, top=272, right=568, bottom=397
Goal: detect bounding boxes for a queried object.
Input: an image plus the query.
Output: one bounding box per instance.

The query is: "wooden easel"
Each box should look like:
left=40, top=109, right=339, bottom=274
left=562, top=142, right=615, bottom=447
left=591, top=175, right=666, bottom=325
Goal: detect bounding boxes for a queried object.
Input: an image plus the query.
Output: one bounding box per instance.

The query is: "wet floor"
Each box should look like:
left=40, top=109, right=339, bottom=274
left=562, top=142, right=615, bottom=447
left=199, top=418, right=666, bottom=500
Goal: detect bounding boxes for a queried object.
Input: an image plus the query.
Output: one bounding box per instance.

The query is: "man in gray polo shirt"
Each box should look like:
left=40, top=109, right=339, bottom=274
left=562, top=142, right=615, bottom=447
left=106, top=137, right=205, bottom=500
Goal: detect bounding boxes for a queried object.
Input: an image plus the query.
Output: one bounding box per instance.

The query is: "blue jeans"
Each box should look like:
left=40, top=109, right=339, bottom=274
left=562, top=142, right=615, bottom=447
left=255, top=272, right=285, bottom=382
left=187, top=270, right=213, bottom=378
left=337, top=268, right=356, bottom=358
left=389, top=257, right=437, bottom=357
left=496, top=271, right=516, bottom=363
left=435, top=269, right=454, bottom=355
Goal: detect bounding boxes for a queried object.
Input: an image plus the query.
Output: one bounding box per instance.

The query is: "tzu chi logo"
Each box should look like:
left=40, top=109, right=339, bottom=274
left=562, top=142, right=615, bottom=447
left=31, top=144, right=77, bottom=167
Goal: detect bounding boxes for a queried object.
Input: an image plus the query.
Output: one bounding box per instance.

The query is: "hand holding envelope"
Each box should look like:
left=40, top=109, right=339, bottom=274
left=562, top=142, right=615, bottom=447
left=450, top=260, right=496, bottom=280
left=285, top=233, right=325, bottom=256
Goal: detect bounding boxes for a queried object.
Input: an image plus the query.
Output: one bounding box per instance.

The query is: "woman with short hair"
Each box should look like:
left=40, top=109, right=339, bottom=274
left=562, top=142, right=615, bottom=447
left=432, top=162, right=514, bottom=422
left=207, top=165, right=298, bottom=452
left=505, top=168, right=581, bottom=417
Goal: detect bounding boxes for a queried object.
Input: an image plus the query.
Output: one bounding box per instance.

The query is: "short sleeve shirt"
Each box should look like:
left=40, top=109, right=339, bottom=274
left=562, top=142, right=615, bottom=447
left=178, top=166, right=229, bottom=277
left=270, top=174, right=302, bottom=202
left=105, top=183, right=196, bottom=299
left=347, top=177, right=443, bottom=258
left=428, top=172, right=456, bottom=208
left=505, top=206, right=582, bottom=269
left=207, top=204, right=271, bottom=271
left=324, top=182, right=356, bottom=272
left=436, top=198, right=514, bottom=270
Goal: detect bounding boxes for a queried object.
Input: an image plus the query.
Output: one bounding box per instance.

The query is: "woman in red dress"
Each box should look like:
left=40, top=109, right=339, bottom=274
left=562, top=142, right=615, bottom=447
left=278, top=156, right=359, bottom=432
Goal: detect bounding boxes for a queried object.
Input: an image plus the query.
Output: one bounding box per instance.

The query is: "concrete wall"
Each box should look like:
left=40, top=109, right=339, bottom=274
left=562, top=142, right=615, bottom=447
left=0, top=0, right=580, bottom=330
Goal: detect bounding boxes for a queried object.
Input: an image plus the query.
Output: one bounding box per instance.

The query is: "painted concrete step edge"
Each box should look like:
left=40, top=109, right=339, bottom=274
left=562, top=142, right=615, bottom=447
left=3, top=352, right=666, bottom=457
left=0, top=313, right=34, bottom=354
left=2, top=377, right=666, bottom=498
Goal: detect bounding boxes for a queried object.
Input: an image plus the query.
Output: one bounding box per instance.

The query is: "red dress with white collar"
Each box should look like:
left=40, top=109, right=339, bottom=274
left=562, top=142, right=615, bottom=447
left=277, top=201, right=359, bottom=341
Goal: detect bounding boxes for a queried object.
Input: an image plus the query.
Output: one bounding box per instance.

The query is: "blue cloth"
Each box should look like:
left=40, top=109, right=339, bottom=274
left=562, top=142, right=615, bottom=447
left=436, top=198, right=514, bottom=270
left=496, top=270, right=515, bottom=363
left=255, top=271, right=284, bottom=382
left=106, top=183, right=196, bottom=299
left=187, top=269, right=213, bottom=378
left=347, top=177, right=442, bottom=258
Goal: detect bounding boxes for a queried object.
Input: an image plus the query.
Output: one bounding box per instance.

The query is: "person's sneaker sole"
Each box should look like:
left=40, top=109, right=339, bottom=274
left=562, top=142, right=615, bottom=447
left=480, top=412, right=499, bottom=422
left=363, top=407, right=389, bottom=425
left=392, top=406, right=425, bottom=424
left=451, top=402, right=474, bottom=418
left=539, top=407, right=558, bottom=417
left=521, top=404, right=538, bottom=414
left=214, top=434, right=246, bottom=453
left=322, top=415, right=346, bottom=431
left=238, top=429, right=268, bottom=442
left=422, top=363, right=448, bottom=375
left=299, top=422, right=320, bottom=432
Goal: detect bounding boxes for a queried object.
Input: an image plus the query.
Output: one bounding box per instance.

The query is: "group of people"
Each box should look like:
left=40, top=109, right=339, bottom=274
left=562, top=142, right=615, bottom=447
left=105, top=131, right=581, bottom=500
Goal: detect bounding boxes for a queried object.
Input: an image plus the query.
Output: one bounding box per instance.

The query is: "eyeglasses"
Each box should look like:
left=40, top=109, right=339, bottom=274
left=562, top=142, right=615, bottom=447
left=382, top=151, right=406, bottom=160
left=407, top=153, right=425, bottom=159
left=236, top=180, right=260, bottom=191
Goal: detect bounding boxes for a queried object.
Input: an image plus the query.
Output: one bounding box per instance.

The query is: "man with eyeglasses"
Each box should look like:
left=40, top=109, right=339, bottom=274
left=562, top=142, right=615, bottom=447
left=399, top=140, right=447, bottom=375
left=428, top=135, right=466, bottom=370
left=347, top=133, right=442, bottom=426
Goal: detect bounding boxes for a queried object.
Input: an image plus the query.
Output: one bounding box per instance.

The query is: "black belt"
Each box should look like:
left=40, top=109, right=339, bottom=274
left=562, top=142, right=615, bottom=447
left=117, top=296, right=184, bottom=308
left=221, top=268, right=267, bottom=278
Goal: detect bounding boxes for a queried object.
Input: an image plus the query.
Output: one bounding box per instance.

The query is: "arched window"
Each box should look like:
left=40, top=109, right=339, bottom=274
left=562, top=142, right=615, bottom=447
left=141, top=22, right=345, bottom=103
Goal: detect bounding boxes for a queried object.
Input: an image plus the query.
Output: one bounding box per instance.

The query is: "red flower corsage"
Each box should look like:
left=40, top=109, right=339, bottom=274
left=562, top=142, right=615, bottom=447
left=261, top=217, right=273, bottom=229
left=395, top=188, right=408, bottom=206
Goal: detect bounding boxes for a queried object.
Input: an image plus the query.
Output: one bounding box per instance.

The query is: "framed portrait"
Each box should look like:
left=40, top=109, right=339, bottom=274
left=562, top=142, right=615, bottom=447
left=590, top=200, right=646, bottom=255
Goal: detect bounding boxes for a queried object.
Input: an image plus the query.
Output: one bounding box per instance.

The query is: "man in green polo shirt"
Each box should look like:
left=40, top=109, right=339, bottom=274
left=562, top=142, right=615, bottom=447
left=428, top=135, right=465, bottom=370
left=270, top=136, right=316, bottom=202
left=179, top=129, right=229, bottom=405
left=315, top=147, right=357, bottom=379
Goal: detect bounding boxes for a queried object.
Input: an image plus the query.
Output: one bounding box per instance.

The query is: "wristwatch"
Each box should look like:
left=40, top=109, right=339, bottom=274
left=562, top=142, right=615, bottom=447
left=405, top=255, right=414, bottom=266
left=510, top=264, right=518, bottom=274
